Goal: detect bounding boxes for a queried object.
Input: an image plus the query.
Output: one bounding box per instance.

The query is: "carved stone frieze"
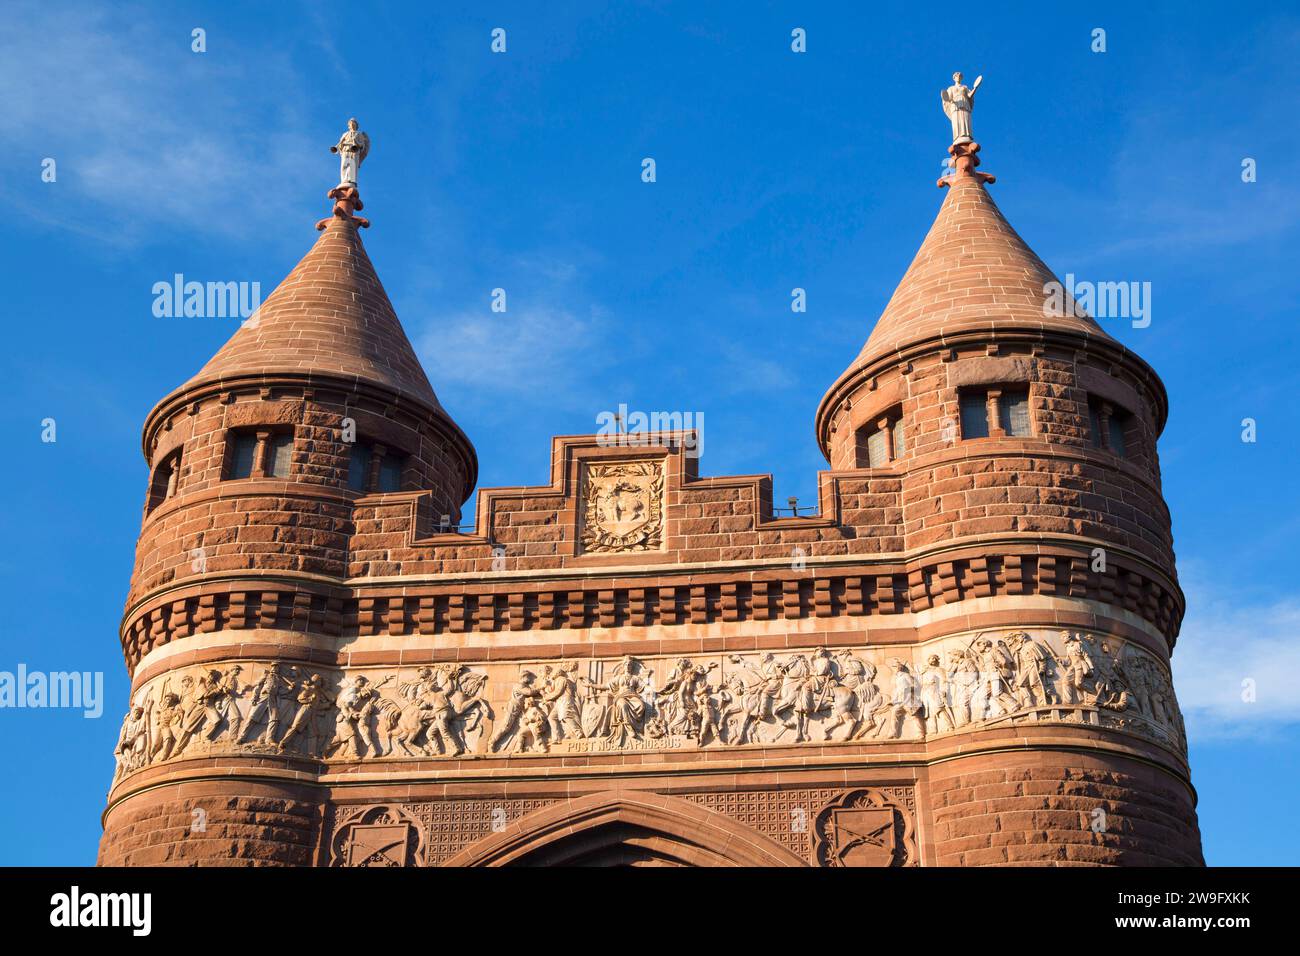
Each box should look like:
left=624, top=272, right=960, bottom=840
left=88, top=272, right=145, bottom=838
left=111, top=628, right=1186, bottom=783
left=579, top=459, right=664, bottom=553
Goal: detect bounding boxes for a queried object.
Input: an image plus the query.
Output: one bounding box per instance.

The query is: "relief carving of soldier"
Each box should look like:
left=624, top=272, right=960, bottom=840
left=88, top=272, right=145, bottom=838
left=919, top=654, right=956, bottom=735
left=1007, top=631, right=1057, bottom=709
left=876, top=659, right=926, bottom=740
left=277, top=672, right=334, bottom=755
left=1060, top=632, right=1099, bottom=705
left=114, top=703, right=150, bottom=779
left=241, top=663, right=293, bottom=746
left=490, top=671, right=545, bottom=753
left=973, top=636, right=1018, bottom=718
left=173, top=670, right=223, bottom=754
left=213, top=665, right=249, bottom=743
left=723, top=655, right=773, bottom=745
left=772, top=652, right=820, bottom=743
left=381, top=665, right=490, bottom=757
left=542, top=662, right=583, bottom=742
left=151, top=687, right=183, bottom=762
left=327, top=675, right=392, bottom=759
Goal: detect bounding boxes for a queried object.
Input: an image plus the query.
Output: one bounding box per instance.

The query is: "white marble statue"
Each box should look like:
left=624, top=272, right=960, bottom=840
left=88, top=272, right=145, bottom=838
left=330, top=118, right=371, bottom=186
left=941, top=72, right=982, bottom=145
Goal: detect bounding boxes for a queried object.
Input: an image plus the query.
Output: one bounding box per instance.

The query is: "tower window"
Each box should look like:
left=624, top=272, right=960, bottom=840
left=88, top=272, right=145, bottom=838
left=959, top=392, right=990, bottom=439
left=1089, top=399, right=1130, bottom=458
left=959, top=387, right=1032, bottom=439
left=147, top=450, right=182, bottom=512
left=266, top=433, right=294, bottom=478
left=225, top=428, right=295, bottom=481
left=855, top=408, right=904, bottom=468
left=347, top=441, right=407, bottom=493
left=347, top=443, right=369, bottom=491
left=998, top=391, right=1032, bottom=437
left=377, top=453, right=404, bottom=492
left=228, top=432, right=258, bottom=480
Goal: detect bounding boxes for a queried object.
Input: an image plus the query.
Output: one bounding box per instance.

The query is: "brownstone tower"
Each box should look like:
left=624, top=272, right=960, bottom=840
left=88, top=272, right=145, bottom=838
left=101, top=126, right=1202, bottom=867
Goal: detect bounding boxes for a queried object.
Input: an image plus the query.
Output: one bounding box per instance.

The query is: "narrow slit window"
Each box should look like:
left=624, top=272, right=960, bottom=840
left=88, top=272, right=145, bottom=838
left=148, top=452, right=181, bottom=511
left=865, top=429, right=888, bottom=467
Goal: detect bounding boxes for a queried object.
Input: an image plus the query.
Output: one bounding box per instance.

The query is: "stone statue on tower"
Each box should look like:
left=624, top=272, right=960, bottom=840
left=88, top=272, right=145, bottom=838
left=941, top=71, right=982, bottom=145
left=319, top=117, right=371, bottom=230
left=330, top=118, right=370, bottom=187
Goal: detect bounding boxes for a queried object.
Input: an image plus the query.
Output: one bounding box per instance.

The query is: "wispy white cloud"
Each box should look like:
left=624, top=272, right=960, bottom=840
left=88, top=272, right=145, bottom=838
left=423, top=305, right=599, bottom=400
left=1173, top=573, right=1300, bottom=741
left=3, top=1, right=319, bottom=245
left=1046, top=22, right=1300, bottom=268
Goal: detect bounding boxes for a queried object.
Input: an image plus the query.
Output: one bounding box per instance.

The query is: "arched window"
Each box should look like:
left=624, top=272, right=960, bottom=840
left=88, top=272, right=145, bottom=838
left=147, top=450, right=182, bottom=512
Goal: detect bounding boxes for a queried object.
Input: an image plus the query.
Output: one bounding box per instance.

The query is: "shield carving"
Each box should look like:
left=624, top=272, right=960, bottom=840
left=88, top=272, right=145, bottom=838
left=813, top=788, right=917, bottom=867
left=826, top=808, right=896, bottom=867
left=581, top=461, right=664, bottom=553
left=346, top=823, right=415, bottom=867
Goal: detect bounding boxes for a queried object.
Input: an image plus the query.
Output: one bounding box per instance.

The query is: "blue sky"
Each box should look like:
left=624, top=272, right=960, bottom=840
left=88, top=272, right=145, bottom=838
left=1, top=1, right=1297, bottom=865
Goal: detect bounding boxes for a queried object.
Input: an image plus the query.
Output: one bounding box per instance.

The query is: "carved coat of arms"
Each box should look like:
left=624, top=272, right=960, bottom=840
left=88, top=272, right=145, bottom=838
left=581, top=461, right=664, bottom=553
left=329, top=805, right=424, bottom=867
left=813, top=789, right=917, bottom=867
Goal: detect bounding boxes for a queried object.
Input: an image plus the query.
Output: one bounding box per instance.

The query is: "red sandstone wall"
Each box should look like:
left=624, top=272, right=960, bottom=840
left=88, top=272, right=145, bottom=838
left=98, top=782, right=320, bottom=867
left=927, top=752, right=1203, bottom=866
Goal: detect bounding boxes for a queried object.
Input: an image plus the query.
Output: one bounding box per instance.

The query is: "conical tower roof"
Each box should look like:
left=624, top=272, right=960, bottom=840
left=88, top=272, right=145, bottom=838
left=846, top=170, right=1113, bottom=374
left=182, top=216, right=443, bottom=409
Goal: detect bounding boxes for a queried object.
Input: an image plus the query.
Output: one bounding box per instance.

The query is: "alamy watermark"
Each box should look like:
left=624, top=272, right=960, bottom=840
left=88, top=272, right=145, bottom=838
left=152, top=274, right=262, bottom=324
left=595, top=404, right=704, bottom=457
left=1043, top=274, right=1151, bottom=328
left=50, top=886, right=151, bottom=936
left=0, top=665, right=103, bottom=718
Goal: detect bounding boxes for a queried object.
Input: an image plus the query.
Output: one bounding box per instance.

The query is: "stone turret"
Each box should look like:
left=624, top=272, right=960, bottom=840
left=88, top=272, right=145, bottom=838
left=811, top=125, right=1198, bottom=864
left=103, top=135, right=477, bottom=865
left=816, top=152, right=1173, bottom=571
left=129, top=211, right=476, bottom=606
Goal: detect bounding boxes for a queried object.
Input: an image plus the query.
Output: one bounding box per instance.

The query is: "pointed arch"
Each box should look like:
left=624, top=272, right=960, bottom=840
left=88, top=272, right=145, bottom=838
left=443, top=789, right=809, bottom=867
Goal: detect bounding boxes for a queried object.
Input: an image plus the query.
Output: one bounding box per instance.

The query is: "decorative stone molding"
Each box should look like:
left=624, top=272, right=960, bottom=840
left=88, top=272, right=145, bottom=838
left=119, top=548, right=1184, bottom=669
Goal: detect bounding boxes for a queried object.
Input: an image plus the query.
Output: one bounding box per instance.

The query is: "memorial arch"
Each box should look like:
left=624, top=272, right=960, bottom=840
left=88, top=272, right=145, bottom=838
left=443, top=791, right=808, bottom=867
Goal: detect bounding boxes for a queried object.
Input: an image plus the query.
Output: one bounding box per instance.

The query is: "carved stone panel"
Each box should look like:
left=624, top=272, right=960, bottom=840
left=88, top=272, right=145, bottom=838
left=329, top=804, right=425, bottom=867
left=813, top=788, right=918, bottom=867
left=579, top=459, right=664, bottom=553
